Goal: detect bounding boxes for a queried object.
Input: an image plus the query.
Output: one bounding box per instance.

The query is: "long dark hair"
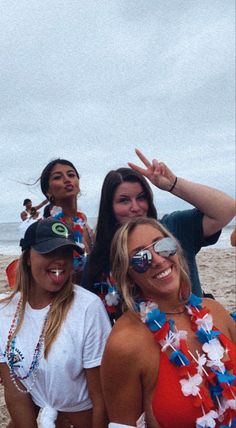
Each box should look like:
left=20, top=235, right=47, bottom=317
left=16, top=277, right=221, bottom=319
left=40, top=159, right=80, bottom=199
left=86, top=167, right=157, bottom=288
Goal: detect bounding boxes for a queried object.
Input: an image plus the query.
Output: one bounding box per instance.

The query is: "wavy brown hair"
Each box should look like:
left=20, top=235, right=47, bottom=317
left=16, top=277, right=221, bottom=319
left=110, top=217, right=191, bottom=312
left=0, top=250, right=74, bottom=358
left=86, top=167, right=157, bottom=289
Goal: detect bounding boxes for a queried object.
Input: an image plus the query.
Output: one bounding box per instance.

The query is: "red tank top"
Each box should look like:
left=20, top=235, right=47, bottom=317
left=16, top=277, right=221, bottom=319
left=152, top=333, right=236, bottom=428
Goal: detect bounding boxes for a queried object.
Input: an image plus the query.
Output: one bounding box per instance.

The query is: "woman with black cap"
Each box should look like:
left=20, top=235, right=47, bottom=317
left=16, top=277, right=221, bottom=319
left=0, top=218, right=111, bottom=428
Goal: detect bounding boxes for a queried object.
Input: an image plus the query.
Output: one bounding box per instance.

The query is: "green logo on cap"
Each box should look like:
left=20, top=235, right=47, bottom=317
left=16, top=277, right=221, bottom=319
left=52, top=223, right=69, bottom=238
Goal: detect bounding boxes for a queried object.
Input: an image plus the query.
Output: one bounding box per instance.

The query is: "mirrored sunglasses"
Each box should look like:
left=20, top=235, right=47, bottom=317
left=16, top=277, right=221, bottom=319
left=130, top=237, right=177, bottom=273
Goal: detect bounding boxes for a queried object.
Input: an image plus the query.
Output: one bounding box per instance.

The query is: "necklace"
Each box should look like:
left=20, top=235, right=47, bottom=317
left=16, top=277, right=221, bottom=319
left=137, top=294, right=236, bottom=428
left=5, top=297, right=51, bottom=394
left=94, top=273, right=120, bottom=312
left=53, top=209, right=86, bottom=271
left=53, top=209, right=85, bottom=241
left=165, top=308, right=186, bottom=315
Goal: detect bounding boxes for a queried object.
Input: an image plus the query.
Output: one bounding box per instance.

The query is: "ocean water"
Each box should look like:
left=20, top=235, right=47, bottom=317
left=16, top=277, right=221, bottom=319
left=0, top=220, right=234, bottom=256
left=0, top=218, right=97, bottom=256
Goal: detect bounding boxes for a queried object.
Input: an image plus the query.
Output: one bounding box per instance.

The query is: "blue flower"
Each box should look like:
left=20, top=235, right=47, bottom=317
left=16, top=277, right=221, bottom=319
left=170, top=350, right=190, bottom=366
left=230, top=312, right=236, bottom=322
left=215, top=369, right=236, bottom=385
left=196, top=328, right=220, bottom=343
left=146, top=308, right=166, bottom=331
left=209, top=382, right=223, bottom=400
left=188, top=293, right=202, bottom=308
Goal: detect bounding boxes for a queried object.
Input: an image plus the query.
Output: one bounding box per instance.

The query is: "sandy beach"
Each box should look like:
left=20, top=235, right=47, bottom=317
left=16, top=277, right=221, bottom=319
left=0, top=249, right=235, bottom=426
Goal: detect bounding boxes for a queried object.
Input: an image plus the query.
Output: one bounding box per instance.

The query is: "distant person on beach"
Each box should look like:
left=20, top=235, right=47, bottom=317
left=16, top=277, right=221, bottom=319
left=39, top=159, right=94, bottom=281
left=81, top=149, right=236, bottom=323
left=0, top=218, right=110, bottom=428
left=230, top=226, right=236, bottom=247
left=20, top=198, right=47, bottom=221
left=101, top=217, right=236, bottom=428
left=19, top=207, right=41, bottom=249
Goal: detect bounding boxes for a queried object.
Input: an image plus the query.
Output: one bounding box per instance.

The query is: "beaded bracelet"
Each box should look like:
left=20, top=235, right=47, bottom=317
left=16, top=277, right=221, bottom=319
left=169, top=176, right=177, bottom=192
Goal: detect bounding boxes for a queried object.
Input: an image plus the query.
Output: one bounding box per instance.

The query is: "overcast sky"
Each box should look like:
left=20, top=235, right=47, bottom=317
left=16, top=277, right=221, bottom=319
left=0, top=0, right=235, bottom=224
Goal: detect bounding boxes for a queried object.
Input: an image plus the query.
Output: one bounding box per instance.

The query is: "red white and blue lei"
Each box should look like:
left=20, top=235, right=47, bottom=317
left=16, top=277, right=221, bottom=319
left=137, top=294, right=236, bottom=428
left=52, top=208, right=86, bottom=271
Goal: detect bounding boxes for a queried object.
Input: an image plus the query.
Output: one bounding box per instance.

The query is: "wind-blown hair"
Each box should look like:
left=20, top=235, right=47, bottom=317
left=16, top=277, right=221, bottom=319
left=40, top=159, right=80, bottom=200
left=110, top=217, right=191, bottom=312
left=86, top=167, right=157, bottom=288
left=0, top=250, right=74, bottom=358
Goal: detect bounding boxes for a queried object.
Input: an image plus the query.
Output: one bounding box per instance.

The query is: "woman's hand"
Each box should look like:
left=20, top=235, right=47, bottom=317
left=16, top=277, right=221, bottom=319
left=129, top=148, right=236, bottom=237
left=128, top=149, right=176, bottom=192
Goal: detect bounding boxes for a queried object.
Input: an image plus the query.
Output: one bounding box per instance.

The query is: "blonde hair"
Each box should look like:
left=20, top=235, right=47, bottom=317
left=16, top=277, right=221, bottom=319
left=111, top=217, right=191, bottom=312
left=0, top=250, right=74, bottom=358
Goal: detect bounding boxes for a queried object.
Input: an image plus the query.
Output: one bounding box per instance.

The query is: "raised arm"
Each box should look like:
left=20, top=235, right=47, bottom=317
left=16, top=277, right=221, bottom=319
left=33, top=199, right=48, bottom=211
left=128, top=149, right=236, bottom=237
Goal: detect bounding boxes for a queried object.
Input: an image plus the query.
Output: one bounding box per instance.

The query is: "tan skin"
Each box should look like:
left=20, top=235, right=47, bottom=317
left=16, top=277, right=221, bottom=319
left=230, top=227, right=236, bottom=247
left=0, top=247, right=107, bottom=428
left=47, top=163, right=93, bottom=256
left=101, top=224, right=236, bottom=427
left=112, top=181, right=149, bottom=224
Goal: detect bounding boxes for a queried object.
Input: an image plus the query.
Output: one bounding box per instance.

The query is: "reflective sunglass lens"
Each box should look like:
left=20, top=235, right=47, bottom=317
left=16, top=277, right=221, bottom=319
left=153, top=237, right=177, bottom=257
left=130, top=237, right=177, bottom=273
left=131, top=250, right=151, bottom=273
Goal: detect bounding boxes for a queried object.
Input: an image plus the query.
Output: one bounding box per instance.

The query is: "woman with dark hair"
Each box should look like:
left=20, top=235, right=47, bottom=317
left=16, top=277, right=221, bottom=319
left=82, top=167, right=157, bottom=324
left=39, top=158, right=94, bottom=280
left=81, top=149, right=236, bottom=323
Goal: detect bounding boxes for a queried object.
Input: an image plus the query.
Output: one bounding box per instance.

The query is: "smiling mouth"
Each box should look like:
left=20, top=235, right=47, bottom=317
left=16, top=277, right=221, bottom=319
left=154, top=267, right=172, bottom=279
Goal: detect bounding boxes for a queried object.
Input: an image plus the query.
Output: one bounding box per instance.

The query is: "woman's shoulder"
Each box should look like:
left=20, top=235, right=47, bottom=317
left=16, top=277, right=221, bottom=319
left=106, top=311, right=153, bottom=354
left=73, top=284, right=101, bottom=303
left=203, top=297, right=235, bottom=338
left=72, top=285, right=109, bottom=315
left=0, top=292, right=20, bottom=311
left=103, top=311, right=158, bottom=377
left=203, top=297, right=230, bottom=314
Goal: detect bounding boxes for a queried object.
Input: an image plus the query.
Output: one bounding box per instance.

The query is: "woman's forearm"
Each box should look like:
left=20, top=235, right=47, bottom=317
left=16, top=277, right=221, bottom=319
left=6, top=394, right=38, bottom=428
left=171, top=177, right=236, bottom=235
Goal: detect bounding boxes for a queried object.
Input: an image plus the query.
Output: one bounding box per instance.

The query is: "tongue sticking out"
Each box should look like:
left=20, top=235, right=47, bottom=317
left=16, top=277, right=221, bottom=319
left=48, top=269, right=66, bottom=285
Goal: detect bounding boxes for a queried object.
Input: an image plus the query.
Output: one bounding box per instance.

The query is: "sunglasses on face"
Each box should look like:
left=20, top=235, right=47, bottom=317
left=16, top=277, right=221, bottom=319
left=130, top=237, right=177, bottom=273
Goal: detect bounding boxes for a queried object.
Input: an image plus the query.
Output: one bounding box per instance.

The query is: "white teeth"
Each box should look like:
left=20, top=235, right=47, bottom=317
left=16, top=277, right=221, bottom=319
left=156, top=267, right=171, bottom=279
left=50, top=269, right=63, bottom=276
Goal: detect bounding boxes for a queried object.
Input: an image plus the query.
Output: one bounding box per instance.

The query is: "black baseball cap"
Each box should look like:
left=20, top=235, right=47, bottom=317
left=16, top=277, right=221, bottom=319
left=21, top=218, right=84, bottom=255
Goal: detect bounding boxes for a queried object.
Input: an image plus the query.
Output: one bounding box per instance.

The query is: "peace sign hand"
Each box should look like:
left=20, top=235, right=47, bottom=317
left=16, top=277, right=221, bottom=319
left=128, top=148, right=177, bottom=191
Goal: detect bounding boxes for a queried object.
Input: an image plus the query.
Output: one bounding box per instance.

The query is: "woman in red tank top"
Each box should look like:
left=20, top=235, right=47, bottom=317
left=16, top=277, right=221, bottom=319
left=101, top=217, right=236, bottom=428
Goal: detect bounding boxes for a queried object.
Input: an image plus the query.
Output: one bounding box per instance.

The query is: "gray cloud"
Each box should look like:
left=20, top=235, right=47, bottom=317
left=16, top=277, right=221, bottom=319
left=0, top=0, right=235, bottom=222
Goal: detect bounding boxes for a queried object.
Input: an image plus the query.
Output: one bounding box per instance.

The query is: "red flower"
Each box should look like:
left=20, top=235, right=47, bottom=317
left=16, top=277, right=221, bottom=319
left=153, top=322, right=170, bottom=343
